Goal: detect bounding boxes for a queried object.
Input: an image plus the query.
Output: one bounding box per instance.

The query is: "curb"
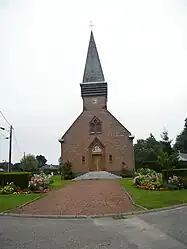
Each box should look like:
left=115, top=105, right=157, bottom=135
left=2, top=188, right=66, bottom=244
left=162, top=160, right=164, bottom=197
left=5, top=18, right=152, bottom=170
left=121, top=185, right=148, bottom=211
left=1, top=203, right=187, bottom=219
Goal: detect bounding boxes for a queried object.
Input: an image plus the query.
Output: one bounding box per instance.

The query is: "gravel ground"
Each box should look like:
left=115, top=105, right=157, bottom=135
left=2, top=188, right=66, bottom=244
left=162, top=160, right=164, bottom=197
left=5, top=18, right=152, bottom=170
left=73, top=171, right=122, bottom=180
left=14, top=179, right=132, bottom=216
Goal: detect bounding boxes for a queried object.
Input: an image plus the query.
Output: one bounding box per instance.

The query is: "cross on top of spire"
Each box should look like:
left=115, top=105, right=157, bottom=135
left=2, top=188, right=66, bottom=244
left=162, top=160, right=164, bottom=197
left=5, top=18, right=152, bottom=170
left=89, top=21, right=94, bottom=30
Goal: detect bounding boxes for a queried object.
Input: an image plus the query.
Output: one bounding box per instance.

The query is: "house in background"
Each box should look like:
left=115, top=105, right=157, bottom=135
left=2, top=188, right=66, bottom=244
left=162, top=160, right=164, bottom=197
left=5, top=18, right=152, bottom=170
left=178, top=152, right=187, bottom=162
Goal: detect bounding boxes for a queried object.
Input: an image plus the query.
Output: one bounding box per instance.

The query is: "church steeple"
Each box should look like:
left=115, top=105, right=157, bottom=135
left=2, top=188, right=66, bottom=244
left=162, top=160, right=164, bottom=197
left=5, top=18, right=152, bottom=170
left=83, top=31, right=105, bottom=83
left=80, top=31, right=107, bottom=98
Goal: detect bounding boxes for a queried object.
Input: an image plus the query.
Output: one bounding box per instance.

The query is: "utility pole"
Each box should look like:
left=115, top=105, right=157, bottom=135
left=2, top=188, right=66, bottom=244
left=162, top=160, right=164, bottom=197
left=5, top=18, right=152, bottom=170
left=8, top=125, right=13, bottom=173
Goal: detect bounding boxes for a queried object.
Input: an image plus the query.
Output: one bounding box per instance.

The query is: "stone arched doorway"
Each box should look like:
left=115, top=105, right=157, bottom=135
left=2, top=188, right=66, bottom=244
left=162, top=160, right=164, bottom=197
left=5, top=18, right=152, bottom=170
left=88, top=138, right=105, bottom=171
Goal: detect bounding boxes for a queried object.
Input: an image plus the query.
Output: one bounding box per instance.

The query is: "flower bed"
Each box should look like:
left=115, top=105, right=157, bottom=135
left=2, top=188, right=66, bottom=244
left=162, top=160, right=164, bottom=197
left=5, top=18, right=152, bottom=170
left=0, top=173, right=53, bottom=195
left=133, top=168, right=184, bottom=191
left=13, top=190, right=32, bottom=194
left=133, top=184, right=168, bottom=191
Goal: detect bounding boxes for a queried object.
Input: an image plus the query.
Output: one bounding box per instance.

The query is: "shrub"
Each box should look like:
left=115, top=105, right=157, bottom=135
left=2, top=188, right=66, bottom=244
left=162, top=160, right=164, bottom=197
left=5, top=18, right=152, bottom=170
left=61, top=161, right=74, bottom=180
left=162, top=169, right=187, bottom=179
left=0, top=182, right=16, bottom=194
left=164, top=175, right=183, bottom=190
left=133, top=168, right=163, bottom=190
left=28, top=173, right=52, bottom=192
left=0, top=172, right=32, bottom=189
left=135, top=168, right=157, bottom=176
left=120, top=168, right=132, bottom=178
left=181, top=177, right=187, bottom=188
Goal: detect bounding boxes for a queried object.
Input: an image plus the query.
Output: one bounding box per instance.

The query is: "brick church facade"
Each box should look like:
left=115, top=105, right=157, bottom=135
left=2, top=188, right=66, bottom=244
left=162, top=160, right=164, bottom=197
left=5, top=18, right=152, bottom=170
left=59, top=31, right=134, bottom=175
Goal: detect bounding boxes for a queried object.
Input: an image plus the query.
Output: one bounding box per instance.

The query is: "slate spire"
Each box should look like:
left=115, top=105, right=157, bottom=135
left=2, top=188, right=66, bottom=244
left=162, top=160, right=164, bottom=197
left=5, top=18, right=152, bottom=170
left=83, top=31, right=105, bottom=83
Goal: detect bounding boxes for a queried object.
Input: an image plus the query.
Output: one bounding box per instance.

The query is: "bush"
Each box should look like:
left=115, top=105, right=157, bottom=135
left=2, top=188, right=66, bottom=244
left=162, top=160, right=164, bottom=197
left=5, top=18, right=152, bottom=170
left=164, top=175, right=183, bottom=190
left=162, top=169, right=187, bottom=181
left=120, top=168, right=132, bottom=178
left=0, top=182, right=16, bottom=194
left=61, top=161, right=74, bottom=180
left=0, top=172, right=32, bottom=189
left=133, top=168, right=163, bottom=190
left=162, top=169, right=187, bottom=189
left=135, top=168, right=157, bottom=176
left=28, top=173, right=52, bottom=192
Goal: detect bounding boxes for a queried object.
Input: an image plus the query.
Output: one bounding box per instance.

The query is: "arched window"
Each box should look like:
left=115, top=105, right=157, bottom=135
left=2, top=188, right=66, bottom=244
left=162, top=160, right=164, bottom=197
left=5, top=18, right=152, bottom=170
left=90, top=117, right=102, bottom=133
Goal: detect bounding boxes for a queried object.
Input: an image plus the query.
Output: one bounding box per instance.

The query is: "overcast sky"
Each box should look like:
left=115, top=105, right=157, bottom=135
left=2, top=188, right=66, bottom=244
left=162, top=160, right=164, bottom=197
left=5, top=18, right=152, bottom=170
left=0, top=0, right=186, bottom=164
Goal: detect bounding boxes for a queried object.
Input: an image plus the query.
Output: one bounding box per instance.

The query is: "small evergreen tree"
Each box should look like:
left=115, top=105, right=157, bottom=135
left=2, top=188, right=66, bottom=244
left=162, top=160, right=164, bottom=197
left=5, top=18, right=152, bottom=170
left=61, top=161, right=74, bottom=180
left=175, top=118, right=187, bottom=153
left=160, top=129, right=173, bottom=155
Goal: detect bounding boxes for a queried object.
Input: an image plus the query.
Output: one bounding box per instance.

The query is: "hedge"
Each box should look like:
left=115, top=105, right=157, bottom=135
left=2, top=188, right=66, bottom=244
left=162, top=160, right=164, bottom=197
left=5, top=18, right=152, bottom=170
left=0, top=172, right=32, bottom=189
left=162, top=169, right=187, bottom=180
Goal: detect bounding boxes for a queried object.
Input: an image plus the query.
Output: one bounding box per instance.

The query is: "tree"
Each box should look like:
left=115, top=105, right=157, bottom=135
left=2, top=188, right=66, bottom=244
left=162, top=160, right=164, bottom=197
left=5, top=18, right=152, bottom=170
left=160, top=129, right=173, bottom=155
left=134, top=133, right=160, bottom=163
left=58, top=156, right=62, bottom=165
left=20, top=154, right=38, bottom=172
left=61, top=161, right=74, bottom=180
left=0, top=162, right=13, bottom=172
left=12, top=162, right=23, bottom=172
left=157, top=151, right=178, bottom=170
left=36, top=155, right=47, bottom=168
left=175, top=118, right=187, bottom=153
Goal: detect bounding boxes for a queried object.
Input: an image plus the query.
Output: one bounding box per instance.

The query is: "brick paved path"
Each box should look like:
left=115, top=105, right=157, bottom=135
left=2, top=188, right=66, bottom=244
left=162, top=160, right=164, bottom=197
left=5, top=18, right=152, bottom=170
left=15, top=180, right=133, bottom=216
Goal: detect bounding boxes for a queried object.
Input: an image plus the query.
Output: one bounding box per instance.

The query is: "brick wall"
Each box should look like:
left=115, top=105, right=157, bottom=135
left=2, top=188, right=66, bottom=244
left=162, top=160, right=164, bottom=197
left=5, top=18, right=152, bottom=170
left=61, top=98, right=134, bottom=175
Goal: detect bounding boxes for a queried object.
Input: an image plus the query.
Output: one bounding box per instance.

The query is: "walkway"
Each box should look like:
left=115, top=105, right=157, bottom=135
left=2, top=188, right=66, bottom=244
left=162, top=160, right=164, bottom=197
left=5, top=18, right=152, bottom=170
left=14, top=180, right=133, bottom=216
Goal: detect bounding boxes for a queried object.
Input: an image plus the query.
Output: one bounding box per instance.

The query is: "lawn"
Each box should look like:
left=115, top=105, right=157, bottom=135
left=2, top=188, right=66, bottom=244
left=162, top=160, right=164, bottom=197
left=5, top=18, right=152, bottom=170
left=50, top=175, right=72, bottom=190
left=120, top=178, right=187, bottom=209
left=0, top=194, right=40, bottom=213
left=0, top=175, right=70, bottom=213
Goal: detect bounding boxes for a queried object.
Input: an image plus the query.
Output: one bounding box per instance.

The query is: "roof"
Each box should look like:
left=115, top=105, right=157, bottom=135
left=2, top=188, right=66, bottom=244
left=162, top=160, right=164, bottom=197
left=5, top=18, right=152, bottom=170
left=178, top=152, right=187, bottom=161
left=61, top=112, right=83, bottom=140
left=82, top=31, right=105, bottom=83
left=40, top=164, right=59, bottom=170
left=107, top=110, right=132, bottom=135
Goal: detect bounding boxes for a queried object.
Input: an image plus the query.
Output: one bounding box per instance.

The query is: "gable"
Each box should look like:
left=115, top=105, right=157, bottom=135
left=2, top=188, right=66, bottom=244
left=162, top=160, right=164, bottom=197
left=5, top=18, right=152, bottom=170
left=61, top=109, right=132, bottom=141
left=61, top=112, right=83, bottom=139
left=106, top=110, right=132, bottom=135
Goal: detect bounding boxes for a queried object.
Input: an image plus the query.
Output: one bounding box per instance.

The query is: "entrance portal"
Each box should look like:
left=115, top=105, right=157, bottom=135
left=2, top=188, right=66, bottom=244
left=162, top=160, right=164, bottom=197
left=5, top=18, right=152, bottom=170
left=91, top=154, right=103, bottom=171
left=89, top=138, right=105, bottom=171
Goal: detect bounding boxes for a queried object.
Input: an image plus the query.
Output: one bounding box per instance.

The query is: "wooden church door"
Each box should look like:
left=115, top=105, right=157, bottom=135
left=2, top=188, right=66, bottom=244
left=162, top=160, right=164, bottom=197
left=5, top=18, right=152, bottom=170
left=92, top=154, right=103, bottom=171
left=90, top=144, right=104, bottom=171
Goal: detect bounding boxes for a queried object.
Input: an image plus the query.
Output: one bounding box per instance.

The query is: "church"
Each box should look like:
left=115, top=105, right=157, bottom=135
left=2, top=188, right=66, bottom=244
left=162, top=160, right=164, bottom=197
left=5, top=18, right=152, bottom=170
left=59, top=31, right=134, bottom=176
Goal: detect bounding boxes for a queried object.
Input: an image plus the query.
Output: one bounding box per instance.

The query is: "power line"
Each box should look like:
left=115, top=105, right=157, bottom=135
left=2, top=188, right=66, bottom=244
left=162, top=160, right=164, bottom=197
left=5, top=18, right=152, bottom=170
left=0, top=131, right=8, bottom=139
left=12, top=129, right=22, bottom=155
left=0, top=110, right=11, bottom=126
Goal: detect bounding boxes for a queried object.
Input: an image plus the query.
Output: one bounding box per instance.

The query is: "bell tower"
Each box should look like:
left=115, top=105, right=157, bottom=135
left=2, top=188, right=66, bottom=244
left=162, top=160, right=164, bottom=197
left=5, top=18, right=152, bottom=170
left=80, top=31, right=107, bottom=110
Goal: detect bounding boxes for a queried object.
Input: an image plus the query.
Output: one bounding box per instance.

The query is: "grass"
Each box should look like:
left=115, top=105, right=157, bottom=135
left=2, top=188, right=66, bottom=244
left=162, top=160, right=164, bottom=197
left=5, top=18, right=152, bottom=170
left=0, top=194, right=40, bottom=213
left=50, top=175, right=72, bottom=190
left=0, top=175, right=71, bottom=213
left=120, top=178, right=187, bottom=209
